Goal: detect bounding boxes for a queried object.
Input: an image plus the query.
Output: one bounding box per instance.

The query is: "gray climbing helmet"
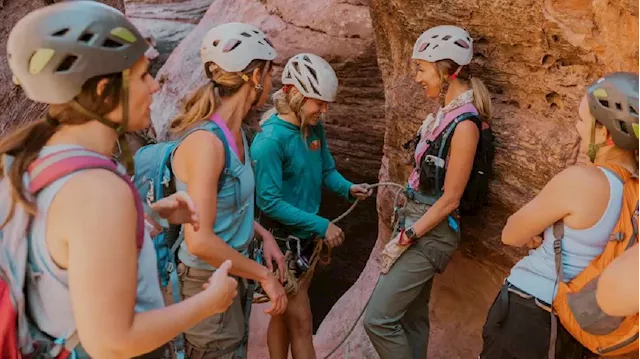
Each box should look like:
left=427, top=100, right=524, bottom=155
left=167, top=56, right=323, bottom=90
left=7, top=1, right=148, bottom=105
left=587, top=72, right=639, bottom=150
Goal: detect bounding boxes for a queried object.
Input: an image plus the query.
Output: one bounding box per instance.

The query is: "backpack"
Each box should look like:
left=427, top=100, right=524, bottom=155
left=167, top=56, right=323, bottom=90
left=132, top=118, right=232, bottom=290
left=0, top=148, right=145, bottom=358
left=550, top=164, right=639, bottom=357
left=418, top=110, right=495, bottom=216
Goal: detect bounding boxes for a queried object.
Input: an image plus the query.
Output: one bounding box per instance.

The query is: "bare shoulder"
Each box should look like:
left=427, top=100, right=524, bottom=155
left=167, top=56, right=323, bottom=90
left=180, top=130, right=225, bottom=159
left=51, top=169, right=136, bottom=224
left=550, top=164, right=608, bottom=193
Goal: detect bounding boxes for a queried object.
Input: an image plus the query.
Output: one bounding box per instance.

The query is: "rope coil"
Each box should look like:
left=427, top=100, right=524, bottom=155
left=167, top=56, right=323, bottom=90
left=252, top=182, right=407, bottom=303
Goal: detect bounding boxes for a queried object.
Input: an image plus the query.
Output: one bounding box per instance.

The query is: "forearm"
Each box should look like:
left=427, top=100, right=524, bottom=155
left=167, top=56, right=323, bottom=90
left=92, top=292, right=215, bottom=358
left=187, top=232, right=270, bottom=281
left=412, top=194, right=460, bottom=237
left=259, top=198, right=329, bottom=236
left=323, top=170, right=353, bottom=199
left=254, top=221, right=271, bottom=240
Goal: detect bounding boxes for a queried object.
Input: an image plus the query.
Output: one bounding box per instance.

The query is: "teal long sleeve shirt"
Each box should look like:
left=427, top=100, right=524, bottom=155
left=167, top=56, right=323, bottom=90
left=250, top=115, right=354, bottom=239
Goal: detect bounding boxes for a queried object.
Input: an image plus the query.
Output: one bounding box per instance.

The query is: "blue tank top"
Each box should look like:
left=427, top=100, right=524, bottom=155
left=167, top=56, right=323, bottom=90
left=172, top=126, right=255, bottom=270
left=26, top=145, right=165, bottom=345
left=507, top=167, right=624, bottom=304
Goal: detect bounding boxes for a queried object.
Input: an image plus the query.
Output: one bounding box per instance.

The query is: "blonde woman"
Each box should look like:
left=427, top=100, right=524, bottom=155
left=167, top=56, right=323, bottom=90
left=363, top=25, right=493, bottom=359
left=250, top=53, right=372, bottom=359
left=168, top=23, right=287, bottom=358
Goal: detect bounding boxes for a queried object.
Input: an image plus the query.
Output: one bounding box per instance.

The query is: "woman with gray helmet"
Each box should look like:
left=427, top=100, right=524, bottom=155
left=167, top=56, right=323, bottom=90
left=363, top=25, right=493, bottom=359
left=250, top=53, right=372, bottom=359
left=167, top=22, right=288, bottom=358
left=3, top=2, right=238, bottom=358
left=480, top=72, right=639, bottom=358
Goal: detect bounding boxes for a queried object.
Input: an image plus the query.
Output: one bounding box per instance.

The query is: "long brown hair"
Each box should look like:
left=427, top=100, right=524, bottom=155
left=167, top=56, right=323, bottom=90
left=169, top=60, right=269, bottom=134
left=0, top=73, right=123, bottom=228
left=436, top=59, right=492, bottom=122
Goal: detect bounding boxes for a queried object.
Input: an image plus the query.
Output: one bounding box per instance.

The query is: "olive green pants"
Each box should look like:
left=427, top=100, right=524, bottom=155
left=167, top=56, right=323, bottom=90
left=364, top=201, right=460, bottom=359
left=173, top=264, right=250, bottom=359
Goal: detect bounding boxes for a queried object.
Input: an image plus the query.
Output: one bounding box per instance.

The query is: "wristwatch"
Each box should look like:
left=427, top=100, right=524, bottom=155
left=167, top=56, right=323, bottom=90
left=405, top=226, right=418, bottom=242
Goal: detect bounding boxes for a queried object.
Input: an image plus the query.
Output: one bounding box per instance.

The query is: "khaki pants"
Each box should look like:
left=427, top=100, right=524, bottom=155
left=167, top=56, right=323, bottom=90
left=364, top=201, right=459, bottom=359
left=172, top=264, right=250, bottom=359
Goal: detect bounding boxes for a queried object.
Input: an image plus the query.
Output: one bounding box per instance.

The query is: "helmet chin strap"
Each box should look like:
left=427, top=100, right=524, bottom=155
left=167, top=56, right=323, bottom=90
left=587, top=116, right=605, bottom=163
left=69, top=69, right=134, bottom=174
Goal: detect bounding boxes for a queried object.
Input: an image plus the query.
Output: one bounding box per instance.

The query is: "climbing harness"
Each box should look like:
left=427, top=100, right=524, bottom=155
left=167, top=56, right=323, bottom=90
left=252, top=182, right=407, bottom=304
left=251, top=181, right=410, bottom=359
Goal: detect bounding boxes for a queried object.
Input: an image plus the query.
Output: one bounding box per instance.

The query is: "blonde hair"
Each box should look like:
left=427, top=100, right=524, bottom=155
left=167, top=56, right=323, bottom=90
left=169, top=59, right=268, bottom=134
left=261, top=87, right=313, bottom=140
left=436, top=59, right=492, bottom=122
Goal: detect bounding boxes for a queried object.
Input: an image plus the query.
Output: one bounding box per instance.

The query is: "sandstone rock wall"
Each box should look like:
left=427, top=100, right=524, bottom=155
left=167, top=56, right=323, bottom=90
left=148, top=0, right=385, bottom=181
left=304, top=1, right=638, bottom=358
left=0, top=0, right=125, bottom=135
left=370, top=0, right=639, bottom=262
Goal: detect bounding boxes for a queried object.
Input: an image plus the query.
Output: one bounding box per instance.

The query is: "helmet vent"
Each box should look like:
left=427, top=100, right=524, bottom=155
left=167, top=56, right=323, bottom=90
left=599, top=99, right=610, bottom=108
left=293, top=61, right=301, bottom=74
left=213, top=40, right=220, bottom=47
left=433, top=44, right=439, bottom=50
left=615, top=102, right=622, bottom=111
left=431, top=34, right=439, bottom=39
left=264, top=38, right=274, bottom=47
left=103, top=38, right=124, bottom=48
left=52, top=28, right=70, bottom=37
left=303, top=55, right=311, bottom=63
left=442, top=35, right=452, bottom=41
left=56, top=55, right=78, bottom=72
left=240, top=32, right=252, bottom=38
left=253, top=30, right=260, bottom=34
left=309, top=79, right=321, bottom=96
left=454, top=40, right=470, bottom=49
left=619, top=120, right=629, bottom=134
left=223, top=39, right=242, bottom=53
left=305, top=65, right=318, bottom=82
left=79, top=32, right=95, bottom=43
left=629, top=105, right=638, bottom=116
left=419, top=42, right=429, bottom=52
left=294, top=75, right=308, bottom=93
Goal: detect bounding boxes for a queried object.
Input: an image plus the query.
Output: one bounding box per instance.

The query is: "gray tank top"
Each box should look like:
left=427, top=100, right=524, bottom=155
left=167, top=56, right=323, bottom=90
left=26, top=145, right=165, bottom=343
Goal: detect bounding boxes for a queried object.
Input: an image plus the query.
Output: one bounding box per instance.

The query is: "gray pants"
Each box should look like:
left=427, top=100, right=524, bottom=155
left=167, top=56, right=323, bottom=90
left=364, top=201, right=459, bottom=359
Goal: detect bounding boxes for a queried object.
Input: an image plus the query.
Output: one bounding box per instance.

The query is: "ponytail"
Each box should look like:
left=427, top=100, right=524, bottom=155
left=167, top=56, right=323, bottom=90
left=0, top=118, right=57, bottom=228
left=470, top=77, right=492, bottom=122
left=170, top=59, right=269, bottom=135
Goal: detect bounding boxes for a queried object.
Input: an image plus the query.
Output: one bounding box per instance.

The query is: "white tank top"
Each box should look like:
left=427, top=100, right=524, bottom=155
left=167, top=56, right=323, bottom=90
left=507, top=167, right=624, bottom=304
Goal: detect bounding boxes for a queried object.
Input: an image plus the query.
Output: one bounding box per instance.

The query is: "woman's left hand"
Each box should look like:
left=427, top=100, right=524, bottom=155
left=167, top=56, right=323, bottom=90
left=261, top=232, right=287, bottom=283
left=350, top=183, right=373, bottom=200
left=150, top=191, right=200, bottom=231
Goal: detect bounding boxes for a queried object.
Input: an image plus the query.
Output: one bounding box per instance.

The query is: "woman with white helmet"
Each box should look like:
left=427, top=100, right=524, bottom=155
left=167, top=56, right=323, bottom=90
left=3, top=2, right=237, bottom=358
left=480, top=73, right=639, bottom=358
left=250, top=53, right=372, bottom=359
left=167, top=22, right=288, bottom=358
left=363, top=25, right=493, bottom=358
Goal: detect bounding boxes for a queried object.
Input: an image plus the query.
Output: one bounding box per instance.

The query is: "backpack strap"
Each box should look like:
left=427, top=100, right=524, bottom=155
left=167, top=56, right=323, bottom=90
left=173, top=120, right=232, bottom=192
left=434, top=112, right=481, bottom=197
left=28, top=148, right=145, bottom=251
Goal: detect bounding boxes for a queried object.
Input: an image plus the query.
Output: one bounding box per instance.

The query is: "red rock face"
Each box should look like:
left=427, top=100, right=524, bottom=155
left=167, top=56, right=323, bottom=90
left=147, top=0, right=385, bottom=181
left=0, top=0, right=125, bottom=135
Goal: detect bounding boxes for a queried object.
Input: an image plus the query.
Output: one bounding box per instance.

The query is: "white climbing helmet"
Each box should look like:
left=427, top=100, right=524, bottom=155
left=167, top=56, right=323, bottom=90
left=200, top=22, right=277, bottom=72
left=281, top=53, right=338, bottom=102
left=412, top=25, right=473, bottom=66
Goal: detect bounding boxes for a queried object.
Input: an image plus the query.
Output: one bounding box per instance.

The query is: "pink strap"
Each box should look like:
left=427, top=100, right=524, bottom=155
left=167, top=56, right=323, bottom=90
left=426, top=103, right=479, bottom=142
left=28, top=149, right=144, bottom=251
left=210, top=113, right=241, bottom=159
